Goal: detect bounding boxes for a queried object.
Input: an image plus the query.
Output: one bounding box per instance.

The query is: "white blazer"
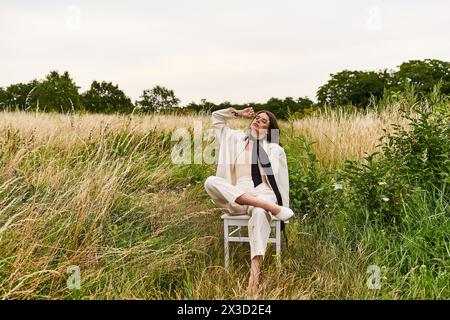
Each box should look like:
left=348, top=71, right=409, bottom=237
left=211, top=108, right=290, bottom=208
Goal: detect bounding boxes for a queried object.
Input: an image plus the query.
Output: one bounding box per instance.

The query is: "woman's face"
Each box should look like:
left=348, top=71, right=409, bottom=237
left=250, top=112, right=270, bottom=137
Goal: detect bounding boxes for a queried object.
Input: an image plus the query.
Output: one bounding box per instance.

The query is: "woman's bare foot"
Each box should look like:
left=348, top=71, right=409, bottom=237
left=247, top=277, right=260, bottom=298
left=267, top=203, right=282, bottom=215
left=247, top=256, right=261, bottom=297
left=234, top=193, right=292, bottom=220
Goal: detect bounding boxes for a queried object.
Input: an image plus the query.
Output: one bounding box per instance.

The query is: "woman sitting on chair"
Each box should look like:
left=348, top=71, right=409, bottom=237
left=204, top=107, right=294, bottom=295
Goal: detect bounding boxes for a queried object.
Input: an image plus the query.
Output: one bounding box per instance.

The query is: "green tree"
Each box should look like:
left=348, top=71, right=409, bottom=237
left=184, top=101, right=203, bottom=113
left=265, top=97, right=285, bottom=117
left=183, top=96, right=313, bottom=119
left=198, top=99, right=216, bottom=112
left=317, top=70, right=393, bottom=108
left=82, top=81, right=134, bottom=114
left=282, top=97, right=298, bottom=115
left=3, top=80, right=40, bottom=110
left=286, top=97, right=314, bottom=116
left=136, top=85, right=180, bottom=113
left=394, top=59, right=450, bottom=95
left=0, top=87, right=8, bottom=110
left=263, top=97, right=314, bottom=119
left=29, top=71, right=80, bottom=112
left=297, top=97, right=314, bottom=108
left=291, top=97, right=315, bottom=118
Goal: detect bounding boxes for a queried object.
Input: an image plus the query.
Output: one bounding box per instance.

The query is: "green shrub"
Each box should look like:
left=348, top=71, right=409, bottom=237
left=341, top=104, right=450, bottom=228
left=286, top=135, right=335, bottom=220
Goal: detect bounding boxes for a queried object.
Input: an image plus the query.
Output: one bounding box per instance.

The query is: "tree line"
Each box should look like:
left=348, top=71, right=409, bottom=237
left=1, top=59, right=448, bottom=118
left=317, top=59, right=450, bottom=108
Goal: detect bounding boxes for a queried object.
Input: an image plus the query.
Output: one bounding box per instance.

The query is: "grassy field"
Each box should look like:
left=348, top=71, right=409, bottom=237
left=0, top=103, right=448, bottom=299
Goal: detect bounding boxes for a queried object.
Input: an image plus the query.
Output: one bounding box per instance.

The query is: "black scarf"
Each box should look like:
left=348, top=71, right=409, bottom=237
left=247, top=133, right=289, bottom=247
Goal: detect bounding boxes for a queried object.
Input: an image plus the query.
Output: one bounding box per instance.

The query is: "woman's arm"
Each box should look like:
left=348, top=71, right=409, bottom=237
left=211, top=107, right=254, bottom=142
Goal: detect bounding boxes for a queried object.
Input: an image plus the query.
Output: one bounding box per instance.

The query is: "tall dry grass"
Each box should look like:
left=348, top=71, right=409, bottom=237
left=293, top=106, right=409, bottom=170
left=0, top=105, right=406, bottom=170
left=0, top=107, right=410, bottom=299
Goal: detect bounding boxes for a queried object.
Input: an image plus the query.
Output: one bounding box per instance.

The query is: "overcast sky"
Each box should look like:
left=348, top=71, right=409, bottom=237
left=1, top=0, right=450, bottom=104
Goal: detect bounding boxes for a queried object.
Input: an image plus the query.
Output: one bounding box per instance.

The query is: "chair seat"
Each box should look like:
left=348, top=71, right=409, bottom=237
left=221, top=214, right=250, bottom=220
left=221, top=213, right=289, bottom=223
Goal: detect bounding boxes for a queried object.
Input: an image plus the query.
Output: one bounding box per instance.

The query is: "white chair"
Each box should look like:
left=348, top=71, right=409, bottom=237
left=221, top=213, right=289, bottom=269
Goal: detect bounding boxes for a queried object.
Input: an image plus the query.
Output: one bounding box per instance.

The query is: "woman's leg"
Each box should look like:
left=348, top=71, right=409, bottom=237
left=205, top=175, right=283, bottom=215
left=248, top=256, right=261, bottom=295
left=248, top=207, right=272, bottom=260
left=247, top=191, right=277, bottom=294
left=204, top=176, right=248, bottom=214
left=235, top=193, right=282, bottom=215
left=247, top=211, right=269, bottom=295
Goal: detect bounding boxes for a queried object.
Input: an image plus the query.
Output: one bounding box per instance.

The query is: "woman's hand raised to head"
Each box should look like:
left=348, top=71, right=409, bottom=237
left=237, top=107, right=255, bottom=118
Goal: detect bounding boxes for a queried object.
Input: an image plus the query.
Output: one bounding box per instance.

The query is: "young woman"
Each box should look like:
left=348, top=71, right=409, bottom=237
left=204, top=107, right=294, bottom=295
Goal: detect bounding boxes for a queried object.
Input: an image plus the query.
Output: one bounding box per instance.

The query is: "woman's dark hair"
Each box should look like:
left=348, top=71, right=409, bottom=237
left=246, top=110, right=282, bottom=146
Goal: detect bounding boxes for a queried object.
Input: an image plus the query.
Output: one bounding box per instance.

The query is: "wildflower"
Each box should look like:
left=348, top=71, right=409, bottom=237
left=378, top=181, right=387, bottom=186
left=382, top=196, right=389, bottom=202
left=332, top=183, right=343, bottom=190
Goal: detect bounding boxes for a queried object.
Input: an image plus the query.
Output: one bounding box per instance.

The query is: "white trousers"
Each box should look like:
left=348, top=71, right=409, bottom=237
left=204, top=175, right=277, bottom=260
